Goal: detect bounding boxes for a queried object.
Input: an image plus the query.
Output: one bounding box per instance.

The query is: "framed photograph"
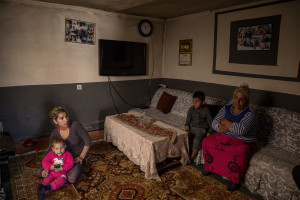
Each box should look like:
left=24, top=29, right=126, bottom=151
left=179, top=39, right=192, bottom=53
left=229, top=15, right=281, bottom=65
left=179, top=39, right=192, bottom=66
left=65, top=19, right=95, bottom=45
left=212, top=0, right=300, bottom=82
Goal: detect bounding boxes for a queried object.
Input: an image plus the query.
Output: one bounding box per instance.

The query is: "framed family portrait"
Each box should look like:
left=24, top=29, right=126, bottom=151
left=65, top=19, right=96, bottom=45
left=212, top=0, right=300, bottom=82
left=229, top=15, right=281, bottom=65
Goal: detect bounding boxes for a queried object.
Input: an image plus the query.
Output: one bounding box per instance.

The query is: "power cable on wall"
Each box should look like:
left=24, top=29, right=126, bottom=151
left=108, top=76, right=120, bottom=114
left=107, top=31, right=156, bottom=113
left=148, top=34, right=155, bottom=105
left=108, top=76, right=143, bottom=113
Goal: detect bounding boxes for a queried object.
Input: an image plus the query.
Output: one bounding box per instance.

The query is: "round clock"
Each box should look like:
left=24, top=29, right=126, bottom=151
left=138, top=20, right=153, bottom=37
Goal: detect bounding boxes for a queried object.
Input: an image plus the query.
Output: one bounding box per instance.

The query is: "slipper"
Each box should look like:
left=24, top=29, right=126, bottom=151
left=227, top=181, right=240, bottom=191
left=23, top=139, right=37, bottom=147
left=202, top=169, right=211, bottom=176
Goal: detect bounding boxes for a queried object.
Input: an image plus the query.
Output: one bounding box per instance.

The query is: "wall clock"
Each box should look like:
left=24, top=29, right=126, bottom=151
left=138, top=20, right=153, bottom=37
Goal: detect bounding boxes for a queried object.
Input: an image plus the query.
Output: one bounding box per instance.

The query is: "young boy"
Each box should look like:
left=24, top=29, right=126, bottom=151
left=37, top=137, right=74, bottom=200
left=185, top=91, right=214, bottom=161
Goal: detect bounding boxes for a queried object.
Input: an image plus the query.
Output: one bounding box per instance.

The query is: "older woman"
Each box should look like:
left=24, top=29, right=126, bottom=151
left=36, top=107, right=91, bottom=183
left=202, top=83, right=256, bottom=191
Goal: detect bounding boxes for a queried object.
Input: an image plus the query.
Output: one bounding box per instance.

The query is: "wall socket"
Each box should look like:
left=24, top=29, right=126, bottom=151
left=77, top=84, right=82, bottom=90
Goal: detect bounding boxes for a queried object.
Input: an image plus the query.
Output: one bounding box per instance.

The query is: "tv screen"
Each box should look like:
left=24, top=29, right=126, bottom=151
left=99, top=39, right=147, bottom=76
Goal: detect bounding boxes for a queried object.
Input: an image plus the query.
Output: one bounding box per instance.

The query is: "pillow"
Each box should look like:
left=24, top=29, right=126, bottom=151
left=206, top=104, right=223, bottom=118
left=156, top=92, right=177, bottom=114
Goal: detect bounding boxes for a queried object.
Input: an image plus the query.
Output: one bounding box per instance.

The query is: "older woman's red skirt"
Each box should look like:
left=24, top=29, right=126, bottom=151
left=202, top=132, right=256, bottom=184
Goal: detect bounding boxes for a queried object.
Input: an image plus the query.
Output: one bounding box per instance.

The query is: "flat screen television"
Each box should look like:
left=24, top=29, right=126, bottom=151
left=99, top=39, right=147, bottom=76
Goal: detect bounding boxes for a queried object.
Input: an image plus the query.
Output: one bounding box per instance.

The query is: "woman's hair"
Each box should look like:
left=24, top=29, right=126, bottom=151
left=233, top=83, right=250, bottom=102
left=49, top=106, right=69, bottom=122
left=51, top=137, right=66, bottom=147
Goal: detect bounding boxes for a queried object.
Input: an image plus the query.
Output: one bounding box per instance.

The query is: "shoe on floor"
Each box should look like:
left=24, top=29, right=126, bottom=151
left=37, top=184, right=46, bottom=200
left=227, top=181, right=240, bottom=191
left=202, top=169, right=211, bottom=176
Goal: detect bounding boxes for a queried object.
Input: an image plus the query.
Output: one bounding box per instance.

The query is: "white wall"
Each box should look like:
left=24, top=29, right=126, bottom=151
left=1, top=0, right=299, bottom=96
left=163, top=0, right=300, bottom=96
left=0, top=0, right=165, bottom=87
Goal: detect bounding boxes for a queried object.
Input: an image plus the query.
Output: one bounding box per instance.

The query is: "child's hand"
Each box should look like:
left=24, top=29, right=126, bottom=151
left=206, top=133, right=210, bottom=137
left=54, top=166, right=63, bottom=172
left=50, top=164, right=55, bottom=171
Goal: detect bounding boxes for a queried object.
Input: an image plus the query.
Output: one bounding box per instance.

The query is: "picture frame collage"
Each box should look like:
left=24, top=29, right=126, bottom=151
left=65, top=19, right=95, bottom=45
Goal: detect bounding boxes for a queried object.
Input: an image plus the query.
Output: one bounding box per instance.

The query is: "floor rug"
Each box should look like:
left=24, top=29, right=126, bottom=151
left=9, top=140, right=260, bottom=200
left=8, top=151, right=80, bottom=200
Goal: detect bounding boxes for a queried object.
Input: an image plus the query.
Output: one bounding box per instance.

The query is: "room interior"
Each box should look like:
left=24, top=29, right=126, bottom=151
left=0, top=0, right=300, bottom=199
left=0, top=0, right=299, bottom=142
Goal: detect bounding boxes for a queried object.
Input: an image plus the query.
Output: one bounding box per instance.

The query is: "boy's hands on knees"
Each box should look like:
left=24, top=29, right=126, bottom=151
left=185, top=125, right=190, bottom=134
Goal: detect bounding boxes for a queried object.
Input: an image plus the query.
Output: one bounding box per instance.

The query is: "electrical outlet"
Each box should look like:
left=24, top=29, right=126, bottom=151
left=77, top=85, right=82, bottom=90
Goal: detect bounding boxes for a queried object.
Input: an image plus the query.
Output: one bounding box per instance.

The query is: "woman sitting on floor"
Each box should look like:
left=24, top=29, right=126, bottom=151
left=36, top=106, right=91, bottom=183
left=202, top=83, right=257, bottom=191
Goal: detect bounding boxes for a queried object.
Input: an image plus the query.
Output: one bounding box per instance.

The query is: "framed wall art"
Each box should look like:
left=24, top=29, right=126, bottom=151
left=179, top=39, right=192, bottom=66
left=229, top=15, right=281, bottom=65
left=212, top=0, right=300, bottom=82
left=65, top=19, right=95, bottom=45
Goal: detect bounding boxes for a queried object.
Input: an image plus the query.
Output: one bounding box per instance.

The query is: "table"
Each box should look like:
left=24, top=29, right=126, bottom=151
left=104, top=111, right=190, bottom=180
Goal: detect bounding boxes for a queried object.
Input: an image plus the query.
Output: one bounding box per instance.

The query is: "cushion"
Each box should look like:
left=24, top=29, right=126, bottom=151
left=205, top=104, right=223, bottom=118
left=156, top=92, right=177, bottom=114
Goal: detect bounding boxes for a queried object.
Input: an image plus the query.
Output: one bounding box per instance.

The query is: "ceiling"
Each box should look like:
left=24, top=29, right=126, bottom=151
left=37, top=0, right=264, bottom=19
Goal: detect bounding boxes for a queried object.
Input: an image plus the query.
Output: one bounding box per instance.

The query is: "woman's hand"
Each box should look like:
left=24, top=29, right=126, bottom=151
left=219, top=118, right=233, bottom=132
left=75, top=146, right=89, bottom=164
left=74, top=156, right=84, bottom=164
left=41, top=169, right=49, bottom=177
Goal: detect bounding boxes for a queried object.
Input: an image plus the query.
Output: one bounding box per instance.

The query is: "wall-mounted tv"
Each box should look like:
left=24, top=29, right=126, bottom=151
left=99, top=39, right=147, bottom=76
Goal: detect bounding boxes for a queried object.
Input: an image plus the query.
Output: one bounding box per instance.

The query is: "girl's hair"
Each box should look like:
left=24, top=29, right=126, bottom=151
left=49, top=107, right=69, bottom=121
left=51, top=137, right=66, bottom=147
left=233, top=83, right=250, bottom=102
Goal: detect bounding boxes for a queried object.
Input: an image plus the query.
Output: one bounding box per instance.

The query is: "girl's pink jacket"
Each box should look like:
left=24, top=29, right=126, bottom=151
left=42, top=150, right=74, bottom=175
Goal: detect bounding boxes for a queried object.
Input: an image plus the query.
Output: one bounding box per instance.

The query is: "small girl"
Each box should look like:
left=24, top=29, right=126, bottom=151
left=37, top=137, right=74, bottom=200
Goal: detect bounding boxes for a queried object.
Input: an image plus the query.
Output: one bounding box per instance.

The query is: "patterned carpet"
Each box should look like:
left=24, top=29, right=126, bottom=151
left=9, top=140, right=259, bottom=200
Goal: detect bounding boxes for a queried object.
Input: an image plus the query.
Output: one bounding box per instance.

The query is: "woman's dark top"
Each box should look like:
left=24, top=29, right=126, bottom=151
left=48, top=121, right=92, bottom=158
